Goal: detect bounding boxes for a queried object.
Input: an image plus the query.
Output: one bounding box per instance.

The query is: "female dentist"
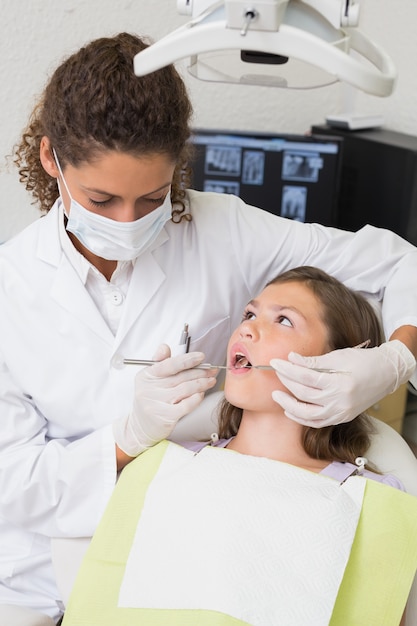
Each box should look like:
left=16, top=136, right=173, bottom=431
left=0, top=32, right=416, bottom=623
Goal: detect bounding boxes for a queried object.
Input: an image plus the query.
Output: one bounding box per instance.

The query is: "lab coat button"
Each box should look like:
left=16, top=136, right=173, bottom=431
left=111, top=291, right=123, bottom=305
left=111, top=354, right=125, bottom=369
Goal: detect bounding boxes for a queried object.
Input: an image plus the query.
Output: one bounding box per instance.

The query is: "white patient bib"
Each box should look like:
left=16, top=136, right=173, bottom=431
left=118, top=443, right=365, bottom=626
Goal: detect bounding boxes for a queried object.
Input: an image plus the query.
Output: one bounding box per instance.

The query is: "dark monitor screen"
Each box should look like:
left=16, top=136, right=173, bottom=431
left=189, top=129, right=343, bottom=226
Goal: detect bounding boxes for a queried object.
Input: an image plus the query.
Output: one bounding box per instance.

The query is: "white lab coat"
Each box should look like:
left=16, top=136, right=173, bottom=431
left=1, top=189, right=417, bottom=618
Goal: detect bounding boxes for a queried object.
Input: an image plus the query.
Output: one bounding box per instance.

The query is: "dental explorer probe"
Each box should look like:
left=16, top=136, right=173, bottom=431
left=123, top=340, right=369, bottom=372
left=123, top=359, right=266, bottom=369
left=122, top=359, right=349, bottom=374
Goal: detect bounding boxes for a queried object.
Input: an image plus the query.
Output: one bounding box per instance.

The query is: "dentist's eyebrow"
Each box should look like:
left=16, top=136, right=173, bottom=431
left=80, top=181, right=172, bottom=198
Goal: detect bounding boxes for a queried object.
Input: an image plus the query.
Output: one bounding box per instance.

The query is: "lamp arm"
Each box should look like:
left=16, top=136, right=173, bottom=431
left=134, top=16, right=396, bottom=96
left=179, top=0, right=360, bottom=28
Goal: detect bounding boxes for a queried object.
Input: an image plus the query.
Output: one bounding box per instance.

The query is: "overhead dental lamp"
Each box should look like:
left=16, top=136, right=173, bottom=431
left=133, top=0, right=396, bottom=96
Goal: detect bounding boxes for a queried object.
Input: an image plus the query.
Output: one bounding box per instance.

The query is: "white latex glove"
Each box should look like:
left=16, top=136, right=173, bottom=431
left=113, top=344, right=217, bottom=456
left=270, top=340, right=416, bottom=428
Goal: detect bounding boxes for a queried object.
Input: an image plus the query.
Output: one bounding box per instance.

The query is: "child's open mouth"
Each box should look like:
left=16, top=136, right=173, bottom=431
left=233, top=352, right=252, bottom=369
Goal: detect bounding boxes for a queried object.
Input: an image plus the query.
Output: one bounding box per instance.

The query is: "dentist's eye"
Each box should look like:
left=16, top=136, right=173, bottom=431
left=278, top=315, right=292, bottom=327
left=145, top=196, right=165, bottom=206
left=88, top=198, right=112, bottom=208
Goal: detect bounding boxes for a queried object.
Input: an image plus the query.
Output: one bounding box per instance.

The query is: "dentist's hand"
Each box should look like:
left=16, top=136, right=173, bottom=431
left=270, top=340, right=415, bottom=428
left=113, top=344, right=217, bottom=457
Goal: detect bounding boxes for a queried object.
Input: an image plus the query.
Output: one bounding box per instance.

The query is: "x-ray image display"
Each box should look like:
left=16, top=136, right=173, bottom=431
left=242, top=150, right=265, bottom=185
left=281, top=186, right=307, bottom=222
left=203, top=180, right=240, bottom=195
left=204, top=146, right=241, bottom=176
left=282, top=151, right=322, bottom=182
left=190, top=130, right=342, bottom=227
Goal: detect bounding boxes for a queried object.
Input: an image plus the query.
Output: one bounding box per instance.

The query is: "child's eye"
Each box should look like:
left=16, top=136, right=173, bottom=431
left=241, top=310, right=256, bottom=322
left=278, top=315, right=293, bottom=327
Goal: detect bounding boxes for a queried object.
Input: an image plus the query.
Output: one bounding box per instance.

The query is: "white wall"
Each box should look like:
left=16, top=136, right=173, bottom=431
left=1, top=0, right=416, bottom=241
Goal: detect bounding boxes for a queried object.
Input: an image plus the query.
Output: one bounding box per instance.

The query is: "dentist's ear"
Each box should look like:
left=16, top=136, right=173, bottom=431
left=39, top=136, right=59, bottom=178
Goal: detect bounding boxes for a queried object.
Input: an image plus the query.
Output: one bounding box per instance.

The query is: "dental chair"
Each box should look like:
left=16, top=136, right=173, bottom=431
left=365, top=418, right=417, bottom=626
left=48, top=415, right=417, bottom=626
left=6, top=416, right=414, bottom=626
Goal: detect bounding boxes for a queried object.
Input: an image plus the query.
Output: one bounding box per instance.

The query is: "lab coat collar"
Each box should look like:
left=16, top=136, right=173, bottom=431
left=56, top=199, right=91, bottom=284
left=36, top=201, right=170, bottom=347
left=35, top=202, right=113, bottom=343
left=36, top=201, right=66, bottom=267
left=114, top=248, right=167, bottom=344
left=120, top=226, right=170, bottom=341
left=51, top=253, right=115, bottom=343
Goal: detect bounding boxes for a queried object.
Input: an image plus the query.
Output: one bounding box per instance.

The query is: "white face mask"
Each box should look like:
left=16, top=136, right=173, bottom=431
left=54, top=151, right=172, bottom=261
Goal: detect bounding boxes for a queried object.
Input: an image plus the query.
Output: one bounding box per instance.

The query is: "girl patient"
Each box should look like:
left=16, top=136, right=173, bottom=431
left=62, top=267, right=417, bottom=626
left=215, top=265, right=399, bottom=484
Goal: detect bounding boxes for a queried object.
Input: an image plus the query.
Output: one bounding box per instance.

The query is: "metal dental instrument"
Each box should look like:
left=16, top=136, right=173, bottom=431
left=123, top=340, right=370, bottom=371
left=123, top=359, right=258, bottom=369
left=179, top=323, right=191, bottom=353
left=122, top=360, right=348, bottom=373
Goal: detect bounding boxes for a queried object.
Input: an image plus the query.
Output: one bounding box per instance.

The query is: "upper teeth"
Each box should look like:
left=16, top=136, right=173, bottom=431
left=235, top=353, right=251, bottom=368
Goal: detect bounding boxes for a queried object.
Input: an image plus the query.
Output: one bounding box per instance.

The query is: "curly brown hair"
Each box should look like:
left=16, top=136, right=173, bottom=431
left=218, top=266, right=383, bottom=467
left=13, top=32, right=194, bottom=221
